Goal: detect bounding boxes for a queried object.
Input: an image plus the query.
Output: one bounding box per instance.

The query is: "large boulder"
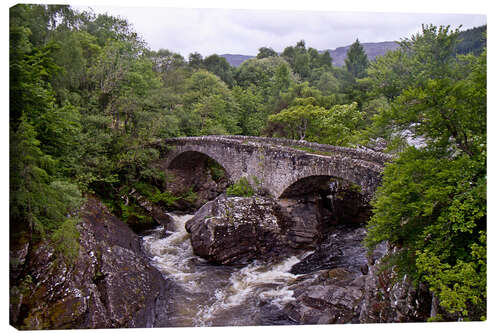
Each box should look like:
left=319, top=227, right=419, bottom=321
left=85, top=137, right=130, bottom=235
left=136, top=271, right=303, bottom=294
left=185, top=195, right=293, bottom=265
left=10, top=196, right=168, bottom=329
left=284, top=268, right=367, bottom=324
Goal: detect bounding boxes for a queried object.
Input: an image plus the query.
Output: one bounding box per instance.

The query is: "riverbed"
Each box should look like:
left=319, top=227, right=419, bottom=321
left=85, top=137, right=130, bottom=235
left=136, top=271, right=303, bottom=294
left=141, top=213, right=372, bottom=327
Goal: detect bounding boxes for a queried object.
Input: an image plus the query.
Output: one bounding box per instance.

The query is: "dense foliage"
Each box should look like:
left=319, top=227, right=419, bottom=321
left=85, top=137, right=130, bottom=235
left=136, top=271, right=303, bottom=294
left=456, top=25, right=486, bottom=56
left=364, top=25, right=486, bottom=320
left=10, top=4, right=486, bottom=320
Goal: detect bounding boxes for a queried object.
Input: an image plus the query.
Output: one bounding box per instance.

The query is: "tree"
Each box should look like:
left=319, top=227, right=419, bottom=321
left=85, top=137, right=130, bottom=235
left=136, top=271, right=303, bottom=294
left=202, top=54, right=234, bottom=87
left=256, top=46, right=278, bottom=59
left=181, top=70, right=239, bottom=135
left=188, top=52, right=203, bottom=68
left=268, top=96, right=364, bottom=145
left=148, top=49, right=186, bottom=74
left=234, top=56, right=295, bottom=101
left=319, top=50, right=333, bottom=68
left=365, top=49, right=412, bottom=101
left=345, top=38, right=369, bottom=79
left=314, top=71, right=340, bottom=95
left=232, top=85, right=266, bottom=136
left=364, top=25, right=486, bottom=320
left=455, top=25, right=486, bottom=56
left=90, top=40, right=161, bottom=135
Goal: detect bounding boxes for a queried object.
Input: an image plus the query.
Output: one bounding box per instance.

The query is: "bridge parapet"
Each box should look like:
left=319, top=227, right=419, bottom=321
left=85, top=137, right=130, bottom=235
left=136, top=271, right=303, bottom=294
left=164, top=135, right=392, bottom=166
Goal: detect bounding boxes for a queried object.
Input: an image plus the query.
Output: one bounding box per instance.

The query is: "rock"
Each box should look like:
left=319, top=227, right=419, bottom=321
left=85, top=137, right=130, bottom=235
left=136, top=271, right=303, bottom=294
left=10, top=196, right=168, bottom=330
left=185, top=195, right=293, bottom=265
left=328, top=267, right=351, bottom=280
left=360, top=263, right=369, bottom=275
left=358, top=244, right=433, bottom=323
left=278, top=195, right=322, bottom=249
left=284, top=268, right=364, bottom=325
left=127, top=188, right=174, bottom=232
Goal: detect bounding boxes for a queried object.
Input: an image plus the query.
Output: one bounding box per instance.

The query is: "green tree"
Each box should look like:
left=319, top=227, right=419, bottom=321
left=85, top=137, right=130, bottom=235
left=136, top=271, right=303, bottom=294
left=232, top=85, right=266, bottom=136
left=90, top=40, right=161, bottom=135
left=313, top=70, right=340, bottom=95
left=10, top=115, right=83, bottom=239
left=365, top=49, right=412, bottom=101
left=268, top=96, right=363, bottom=145
left=181, top=70, right=239, bottom=135
left=202, top=54, right=235, bottom=87
left=345, top=38, right=369, bottom=79
left=235, top=56, right=295, bottom=102
left=188, top=52, right=203, bottom=68
left=257, top=46, right=278, bottom=59
left=364, top=25, right=486, bottom=320
left=455, top=25, right=486, bottom=56
left=149, top=48, right=186, bottom=74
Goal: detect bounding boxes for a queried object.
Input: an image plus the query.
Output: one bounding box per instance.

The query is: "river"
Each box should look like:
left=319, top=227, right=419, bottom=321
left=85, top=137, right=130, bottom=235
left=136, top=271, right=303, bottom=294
left=141, top=213, right=370, bottom=327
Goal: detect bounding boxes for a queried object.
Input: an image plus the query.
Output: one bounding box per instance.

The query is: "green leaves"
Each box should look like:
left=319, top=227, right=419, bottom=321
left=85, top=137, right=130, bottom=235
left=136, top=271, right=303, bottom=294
left=226, top=178, right=255, bottom=197
left=364, top=25, right=486, bottom=320
left=268, top=97, right=364, bottom=145
left=181, top=70, right=240, bottom=135
left=416, top=232, right=486, bottom=319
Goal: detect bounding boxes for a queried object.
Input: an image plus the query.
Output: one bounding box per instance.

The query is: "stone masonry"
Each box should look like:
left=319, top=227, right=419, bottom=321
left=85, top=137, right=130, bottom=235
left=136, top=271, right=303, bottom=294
left=158, top=136, right=391, bottom=200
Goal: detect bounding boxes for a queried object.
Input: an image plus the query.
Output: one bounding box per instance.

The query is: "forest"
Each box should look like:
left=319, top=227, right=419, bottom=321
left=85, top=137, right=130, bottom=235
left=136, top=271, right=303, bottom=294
left=10, top=4, right=486, bottom=322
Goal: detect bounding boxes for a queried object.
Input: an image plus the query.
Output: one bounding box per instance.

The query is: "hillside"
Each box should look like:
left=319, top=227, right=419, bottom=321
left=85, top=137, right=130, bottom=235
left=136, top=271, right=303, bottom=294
left=220, top=26, right=487, bottom=68
left=324, top=41, right=400, bottom=67
left=220, top=41, right=400, bottom=67
left=456, top=25, right=486, bottom=55
left=219, top=54, right=254, bottom=66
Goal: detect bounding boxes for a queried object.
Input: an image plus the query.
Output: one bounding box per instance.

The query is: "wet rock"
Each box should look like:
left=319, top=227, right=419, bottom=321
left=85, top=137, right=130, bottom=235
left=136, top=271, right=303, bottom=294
left=278, top=196, right=322, bottom=249
left=290, top=225, right=367, bottom=275
left=10, top=196, right=168, bottom=330
left=283, top=224, right=434, bottom=325
left=285, top=267, right=364, bottom=325
left=358, top=245, right=433, bottom=323
left=185, top=195, right=292, bottom=265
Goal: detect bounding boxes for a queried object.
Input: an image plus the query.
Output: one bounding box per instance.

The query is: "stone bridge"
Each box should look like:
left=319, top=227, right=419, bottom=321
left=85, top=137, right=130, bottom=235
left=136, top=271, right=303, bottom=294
left=157, top=135, right=392, bottom=200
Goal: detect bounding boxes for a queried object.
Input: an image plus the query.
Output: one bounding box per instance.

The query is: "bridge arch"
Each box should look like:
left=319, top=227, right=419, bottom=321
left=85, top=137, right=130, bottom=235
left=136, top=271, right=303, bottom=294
left=278, top=174, right=372, bottom=225
left=279, top=175, right=343, bottom=198
left=163, top=147, right=238, bottom=183
left=269, top=152, right=381, bottom=201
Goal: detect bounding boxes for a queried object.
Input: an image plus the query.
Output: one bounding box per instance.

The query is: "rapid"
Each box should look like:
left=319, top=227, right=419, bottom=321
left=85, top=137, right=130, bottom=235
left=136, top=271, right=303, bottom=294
left=141, top=214, right=313, bottom=326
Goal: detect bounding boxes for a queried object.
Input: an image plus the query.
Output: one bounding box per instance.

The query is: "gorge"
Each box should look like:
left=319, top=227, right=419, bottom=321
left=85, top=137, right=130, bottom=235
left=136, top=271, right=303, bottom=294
left=10, top=136, right=436, bottom=329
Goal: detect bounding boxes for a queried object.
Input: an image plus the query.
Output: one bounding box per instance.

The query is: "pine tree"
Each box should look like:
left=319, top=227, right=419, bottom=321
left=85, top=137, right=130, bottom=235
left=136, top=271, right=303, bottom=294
left=345, top=39, right=369, bottom=78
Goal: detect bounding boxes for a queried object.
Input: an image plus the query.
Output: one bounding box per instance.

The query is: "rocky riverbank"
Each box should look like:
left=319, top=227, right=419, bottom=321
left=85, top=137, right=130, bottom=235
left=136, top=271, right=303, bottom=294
left=182, top=193, right=434, bottom=325
left=10, top=191, right=435, bottom=329
left=10, top=196, right=168, bottom=329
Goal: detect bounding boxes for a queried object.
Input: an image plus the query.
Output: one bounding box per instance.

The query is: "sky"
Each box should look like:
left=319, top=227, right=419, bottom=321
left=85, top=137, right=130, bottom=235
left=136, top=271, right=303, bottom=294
left=69, top=0, right=487, bottom=58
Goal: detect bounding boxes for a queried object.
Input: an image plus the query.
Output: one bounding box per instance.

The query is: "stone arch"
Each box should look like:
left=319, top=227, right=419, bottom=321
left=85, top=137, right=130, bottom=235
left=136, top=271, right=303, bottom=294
left=275, top=166, right=369, bottom=199
left=165, top=148, right=235, bottom=182
left=161, top=148, right=236, bottom=209
left=278, top=174, right=372, bottom=225
left=279, top=175, right=337, bottom=198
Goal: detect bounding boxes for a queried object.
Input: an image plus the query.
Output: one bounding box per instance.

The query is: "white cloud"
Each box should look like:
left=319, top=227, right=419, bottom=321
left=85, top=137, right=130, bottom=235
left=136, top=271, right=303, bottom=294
left=71, top=4, right=486, bottom=58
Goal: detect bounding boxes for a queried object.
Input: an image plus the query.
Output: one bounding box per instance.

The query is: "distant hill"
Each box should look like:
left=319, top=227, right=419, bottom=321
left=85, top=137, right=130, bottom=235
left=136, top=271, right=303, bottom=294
left=456, top=25, right=486, bottom=56
left=324, top=41, right=400, bottom=67
left=220, top=26, right=486, bottom=68
left=220, top=41, right=399, bottom=68
left=220, top=54, right=254, bottom=67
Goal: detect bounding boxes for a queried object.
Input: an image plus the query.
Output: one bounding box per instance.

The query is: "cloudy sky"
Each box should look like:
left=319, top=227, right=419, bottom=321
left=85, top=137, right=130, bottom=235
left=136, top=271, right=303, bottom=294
left=70, top=0, right=487, bottom=58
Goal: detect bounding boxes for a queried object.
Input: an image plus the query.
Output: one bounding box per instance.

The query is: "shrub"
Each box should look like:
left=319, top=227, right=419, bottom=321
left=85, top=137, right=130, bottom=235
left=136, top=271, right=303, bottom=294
left=51, top=217, right=80, bottom=264
left=226, top=177, right=255, bottom=197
